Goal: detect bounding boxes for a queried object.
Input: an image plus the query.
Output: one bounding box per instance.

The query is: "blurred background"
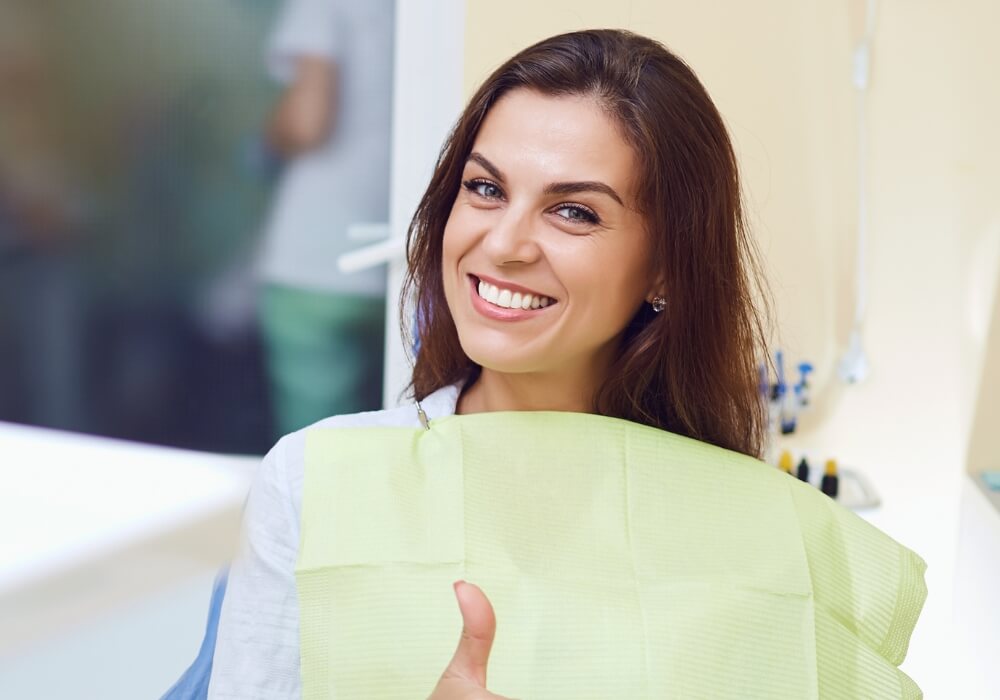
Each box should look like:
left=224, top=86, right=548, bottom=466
left=1, top=0, right=395, bottom=696
left=0, top=0, right=280, bottom=454
left=1, top=0, right=999, bottom=698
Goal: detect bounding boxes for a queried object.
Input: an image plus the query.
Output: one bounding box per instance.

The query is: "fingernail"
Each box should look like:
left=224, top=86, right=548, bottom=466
left=453, top=579, right=465, bottom=593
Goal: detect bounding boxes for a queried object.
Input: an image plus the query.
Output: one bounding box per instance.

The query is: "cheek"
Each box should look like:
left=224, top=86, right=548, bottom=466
left=441, top=204, right=473, bottom=269
left=568, top=242, right=652, bottom=318
left=440, top=221, right=461, bottom=287
left=441, top=207, right=476, bottom=316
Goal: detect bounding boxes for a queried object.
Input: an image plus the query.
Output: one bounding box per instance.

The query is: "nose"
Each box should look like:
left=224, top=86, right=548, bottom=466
left=480, top=204, right=542, bottom=266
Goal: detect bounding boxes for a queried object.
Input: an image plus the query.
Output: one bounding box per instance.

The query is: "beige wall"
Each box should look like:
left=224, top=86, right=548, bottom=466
left=464, top=1, right=1000, bottom=694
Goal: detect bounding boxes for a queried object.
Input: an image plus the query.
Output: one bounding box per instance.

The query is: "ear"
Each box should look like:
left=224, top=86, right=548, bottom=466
left=644, top=272, right=667, bottom=304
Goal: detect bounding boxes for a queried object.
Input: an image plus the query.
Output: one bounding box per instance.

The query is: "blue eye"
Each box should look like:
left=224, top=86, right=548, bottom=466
left=463, top=179, right=502, bottom=199
left=554, top=204, right=599, bottom=225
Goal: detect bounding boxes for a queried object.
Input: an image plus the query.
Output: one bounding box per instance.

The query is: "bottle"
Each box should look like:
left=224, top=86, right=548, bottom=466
left=821, top=459, right=840, bottom=499
left=795, top=362, right=815, bottom=408
left=796, top=457, right=810, bottom=483
left=778, top=450, right=794, bottom=474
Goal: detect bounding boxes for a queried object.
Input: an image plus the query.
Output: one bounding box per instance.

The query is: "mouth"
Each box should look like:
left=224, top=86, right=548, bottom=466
left=469, top=274, right=557, bottom=311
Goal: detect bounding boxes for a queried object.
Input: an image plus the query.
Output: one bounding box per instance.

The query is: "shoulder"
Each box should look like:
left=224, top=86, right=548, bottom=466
left=264, top=383, right=462, bottom=518
left=283, top=381, right=460, bottom=449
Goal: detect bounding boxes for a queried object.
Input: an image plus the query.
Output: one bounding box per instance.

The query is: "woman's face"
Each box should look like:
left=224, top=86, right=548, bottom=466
left=442, top=89, right=656, bottom=384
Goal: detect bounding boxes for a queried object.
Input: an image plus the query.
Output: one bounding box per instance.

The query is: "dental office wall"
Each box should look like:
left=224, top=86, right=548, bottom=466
left=464, top=0, right=999, bottom=697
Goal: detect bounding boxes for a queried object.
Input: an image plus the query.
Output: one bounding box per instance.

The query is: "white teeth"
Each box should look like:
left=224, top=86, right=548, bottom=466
left=475, top=279, right=553, bottom=310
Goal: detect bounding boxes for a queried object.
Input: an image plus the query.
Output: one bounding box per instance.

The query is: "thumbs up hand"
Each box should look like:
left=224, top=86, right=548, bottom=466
left=427, top=581, right=512, bottom=700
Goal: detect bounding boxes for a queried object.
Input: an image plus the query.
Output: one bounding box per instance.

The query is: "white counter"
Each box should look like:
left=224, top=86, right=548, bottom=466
left=0, top=421, right=256, bottom=655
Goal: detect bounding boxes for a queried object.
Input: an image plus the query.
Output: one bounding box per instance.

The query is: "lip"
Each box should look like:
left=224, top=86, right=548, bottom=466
left=467, top=274, right=556, bottom=321
left=473, top=273, right=554, bottom=301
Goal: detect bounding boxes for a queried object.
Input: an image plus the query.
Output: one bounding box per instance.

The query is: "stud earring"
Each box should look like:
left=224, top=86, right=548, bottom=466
left=651, top=296, right=666, bottom=313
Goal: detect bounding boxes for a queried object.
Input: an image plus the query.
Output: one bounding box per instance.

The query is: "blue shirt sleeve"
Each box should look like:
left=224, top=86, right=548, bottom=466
left=160, top=569, right=230, bottom=700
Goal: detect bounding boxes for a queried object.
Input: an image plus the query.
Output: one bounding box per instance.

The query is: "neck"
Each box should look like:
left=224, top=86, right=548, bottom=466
left=457, top=361, right=611, bottom=415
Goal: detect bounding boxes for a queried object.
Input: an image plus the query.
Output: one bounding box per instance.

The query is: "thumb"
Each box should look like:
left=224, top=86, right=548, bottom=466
left=442, top=580, right=496, bottom=687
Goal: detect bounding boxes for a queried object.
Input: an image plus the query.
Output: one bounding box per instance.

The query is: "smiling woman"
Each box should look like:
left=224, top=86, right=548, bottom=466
left=405, top=31, right=769, bottom=456
left=205, top=29, right=925, bottom=700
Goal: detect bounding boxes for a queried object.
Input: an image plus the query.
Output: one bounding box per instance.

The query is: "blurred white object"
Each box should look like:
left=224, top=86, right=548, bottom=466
left=839, top=0, right=877, bottom=385
left=337, top=235, right=405, bottom=274
left=0, top=421, right=255, bottom=655
left=381, top=0, right=465, bottom=407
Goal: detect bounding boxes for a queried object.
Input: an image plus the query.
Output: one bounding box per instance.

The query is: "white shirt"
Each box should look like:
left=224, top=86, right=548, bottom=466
left=207, top=384, right=461, bottom=699
left=257, top=0, right=394, bottom=296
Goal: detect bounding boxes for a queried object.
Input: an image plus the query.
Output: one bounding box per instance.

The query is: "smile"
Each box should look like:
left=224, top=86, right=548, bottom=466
left=476, top=279, right=554, bottom=309
left=468, top=274, right=557, bottom=319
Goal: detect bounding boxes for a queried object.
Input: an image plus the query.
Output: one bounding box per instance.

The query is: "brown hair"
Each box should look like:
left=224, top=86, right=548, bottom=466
left=402, top=29, right=771, bottom=458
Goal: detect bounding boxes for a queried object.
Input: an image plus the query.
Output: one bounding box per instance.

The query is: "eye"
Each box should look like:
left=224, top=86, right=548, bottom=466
left=462, top=178, right=503, bottom=200
left=552, top=203, right=600, bottom=225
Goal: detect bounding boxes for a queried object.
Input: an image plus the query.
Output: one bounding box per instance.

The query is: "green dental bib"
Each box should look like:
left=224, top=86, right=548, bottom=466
left=296, top=412, right=925, bottom=699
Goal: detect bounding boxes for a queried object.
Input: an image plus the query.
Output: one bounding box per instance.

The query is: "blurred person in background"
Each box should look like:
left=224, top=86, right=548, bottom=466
left=164, top=6, right=395, bottom=693
left=257, top=0, right=395, bottom=439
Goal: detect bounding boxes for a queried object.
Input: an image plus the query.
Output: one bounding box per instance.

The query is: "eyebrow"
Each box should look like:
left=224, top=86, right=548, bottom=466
left=467, top=152, right=625, bottom=207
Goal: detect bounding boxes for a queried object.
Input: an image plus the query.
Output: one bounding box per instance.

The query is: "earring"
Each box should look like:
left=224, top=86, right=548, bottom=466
left=651, top=296, right=666, bottom=313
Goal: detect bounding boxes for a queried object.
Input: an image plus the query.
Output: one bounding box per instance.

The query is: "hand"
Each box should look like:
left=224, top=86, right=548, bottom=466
left=427, top=581, right=512, bottom=700
left=266, top=56, right=337, bottom=157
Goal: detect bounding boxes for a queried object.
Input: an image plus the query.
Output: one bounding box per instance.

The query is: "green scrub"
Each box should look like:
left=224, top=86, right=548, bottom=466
left=260, top=284, right=384, bottom=438
left=297, top=412, right=926, bottom=699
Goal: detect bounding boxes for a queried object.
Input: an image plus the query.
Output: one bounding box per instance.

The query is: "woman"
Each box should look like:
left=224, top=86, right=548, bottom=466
left=208, top=30, right=923, bottom=699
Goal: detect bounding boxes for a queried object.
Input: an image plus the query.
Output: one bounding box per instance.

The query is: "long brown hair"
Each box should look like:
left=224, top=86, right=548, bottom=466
left=402, top=29, right=771, bottom=458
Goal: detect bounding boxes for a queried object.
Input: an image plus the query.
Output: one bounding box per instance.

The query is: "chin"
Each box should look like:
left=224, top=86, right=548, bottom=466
left=459, top=339, right=545, bottom=376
